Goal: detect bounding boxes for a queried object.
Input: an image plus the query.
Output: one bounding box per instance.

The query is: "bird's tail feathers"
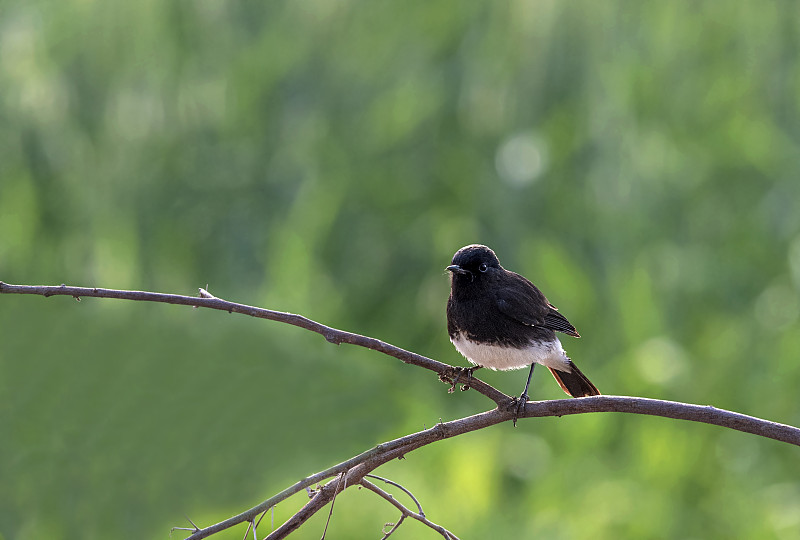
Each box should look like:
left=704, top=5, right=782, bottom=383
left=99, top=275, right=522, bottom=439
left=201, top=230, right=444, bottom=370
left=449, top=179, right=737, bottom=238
left=548, top=360, right=600, bottom=397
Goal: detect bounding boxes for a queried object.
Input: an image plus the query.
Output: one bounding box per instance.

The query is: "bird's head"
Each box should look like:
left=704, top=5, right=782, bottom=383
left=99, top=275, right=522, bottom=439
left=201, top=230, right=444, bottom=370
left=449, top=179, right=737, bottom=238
left=446, top=244, right=501, bottom=284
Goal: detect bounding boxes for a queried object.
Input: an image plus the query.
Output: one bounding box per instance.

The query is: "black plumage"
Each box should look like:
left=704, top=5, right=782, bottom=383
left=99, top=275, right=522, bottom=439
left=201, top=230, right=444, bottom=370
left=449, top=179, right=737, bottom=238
left=446, top=244, right=599, bottom=398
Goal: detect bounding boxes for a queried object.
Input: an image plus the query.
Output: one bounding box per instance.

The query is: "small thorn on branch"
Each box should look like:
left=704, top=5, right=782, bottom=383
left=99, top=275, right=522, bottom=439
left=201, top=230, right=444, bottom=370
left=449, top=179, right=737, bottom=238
left=170, top=515, right=201, bottom=536
left=185, top=515, right=201, bottom=532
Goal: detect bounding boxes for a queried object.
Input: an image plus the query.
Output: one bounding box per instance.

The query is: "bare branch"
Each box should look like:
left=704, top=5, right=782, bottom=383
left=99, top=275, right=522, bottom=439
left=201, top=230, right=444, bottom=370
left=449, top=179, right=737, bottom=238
left=360, top=479, right=460, bottom=540
left=0, top=281, right=508, bottom=404
left=320, top=474, right=347, bottom=540
left=380, top=514, right=406, bottom=539
left=168, top=395, right=800, bottom=539
left=253, top=508, right=270, bottom=535
left=263, top=480, right=337, bottom=540
left=516, top=396, right=800, bottom=445
left=364, top=474, right=425, bottom=516
left=4, top=281, right=796, bottom=445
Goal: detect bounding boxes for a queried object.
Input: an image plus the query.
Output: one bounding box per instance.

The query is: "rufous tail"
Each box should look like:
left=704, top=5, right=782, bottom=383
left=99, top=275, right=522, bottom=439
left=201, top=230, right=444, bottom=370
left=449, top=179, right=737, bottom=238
left=548, top=360, right=600, bottom=397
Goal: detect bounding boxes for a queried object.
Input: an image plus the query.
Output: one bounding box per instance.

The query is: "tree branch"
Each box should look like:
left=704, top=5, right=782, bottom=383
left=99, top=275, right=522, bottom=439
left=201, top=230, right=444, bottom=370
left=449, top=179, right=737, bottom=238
left=0, top=281, right=508, bottom=404
left=359, top=478, right=460, bottom=539
left=517, top=396, right=800, bottom=445
left=182, top=397, right=800, bottom=539
left=4, top=280, right=800, bottom=540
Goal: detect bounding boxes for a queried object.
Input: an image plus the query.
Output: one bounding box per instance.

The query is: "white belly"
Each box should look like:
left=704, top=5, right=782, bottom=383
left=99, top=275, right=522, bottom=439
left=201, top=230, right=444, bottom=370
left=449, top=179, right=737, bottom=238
left=451, top=334, right=570, bottom=371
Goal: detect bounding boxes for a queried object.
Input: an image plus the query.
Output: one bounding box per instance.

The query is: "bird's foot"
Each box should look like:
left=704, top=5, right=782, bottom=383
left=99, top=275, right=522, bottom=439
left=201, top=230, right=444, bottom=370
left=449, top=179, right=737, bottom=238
left=446, top=366, right=482, bottom=393
left=512, top=392, right=530, bottom=427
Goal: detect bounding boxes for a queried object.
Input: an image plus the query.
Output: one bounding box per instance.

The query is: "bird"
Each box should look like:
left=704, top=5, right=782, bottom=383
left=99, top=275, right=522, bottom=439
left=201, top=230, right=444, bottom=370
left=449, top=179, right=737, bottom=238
left=445, top=244, right=599, bottom=410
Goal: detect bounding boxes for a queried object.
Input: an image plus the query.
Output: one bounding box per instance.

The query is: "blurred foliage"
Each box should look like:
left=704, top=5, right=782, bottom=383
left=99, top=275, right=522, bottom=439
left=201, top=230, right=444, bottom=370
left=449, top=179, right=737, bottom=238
left=2, top=1, right=800, bottom=539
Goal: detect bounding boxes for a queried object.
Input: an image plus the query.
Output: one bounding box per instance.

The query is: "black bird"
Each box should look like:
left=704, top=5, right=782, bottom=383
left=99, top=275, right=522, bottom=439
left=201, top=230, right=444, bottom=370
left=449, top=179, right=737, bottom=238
left=446, top=244, right=599, bottom=405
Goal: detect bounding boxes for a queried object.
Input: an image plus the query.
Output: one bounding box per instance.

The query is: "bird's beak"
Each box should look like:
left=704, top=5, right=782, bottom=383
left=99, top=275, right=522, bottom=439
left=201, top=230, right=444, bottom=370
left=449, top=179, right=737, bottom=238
left=446, top=264, right=469, bottom=275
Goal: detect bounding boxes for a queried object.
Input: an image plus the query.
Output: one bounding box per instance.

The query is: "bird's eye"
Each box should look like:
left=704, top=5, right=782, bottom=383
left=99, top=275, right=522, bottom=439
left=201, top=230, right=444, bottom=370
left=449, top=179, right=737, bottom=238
left=479, top=263, right=488, bottom=273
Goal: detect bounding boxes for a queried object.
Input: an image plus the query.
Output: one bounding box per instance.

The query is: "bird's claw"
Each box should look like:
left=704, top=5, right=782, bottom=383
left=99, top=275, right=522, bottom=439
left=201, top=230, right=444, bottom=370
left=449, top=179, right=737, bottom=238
left=446, top=366, right=481, bottom=393
left=512, top=393, right=529, bottom=427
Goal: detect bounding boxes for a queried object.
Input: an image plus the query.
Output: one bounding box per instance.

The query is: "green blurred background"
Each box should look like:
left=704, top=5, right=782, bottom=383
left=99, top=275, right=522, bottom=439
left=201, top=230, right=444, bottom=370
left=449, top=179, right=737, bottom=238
left=2, top=1, right=800, bottom=538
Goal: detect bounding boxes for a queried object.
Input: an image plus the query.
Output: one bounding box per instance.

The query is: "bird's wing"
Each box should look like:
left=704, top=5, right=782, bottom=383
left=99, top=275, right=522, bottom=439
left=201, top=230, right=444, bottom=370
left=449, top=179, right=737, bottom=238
left=542, top=304, right=580, bottom=337
left=494, top=274, right=580, bottom=337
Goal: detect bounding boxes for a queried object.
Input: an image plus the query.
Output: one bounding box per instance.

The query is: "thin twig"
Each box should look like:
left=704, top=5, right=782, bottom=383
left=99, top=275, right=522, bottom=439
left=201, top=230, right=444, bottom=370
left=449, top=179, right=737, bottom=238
left=254, top=508, right=269, bottom=532
left=380, top=514, right=406, bottom=539
left=239, top=521, right=251, bottom=540
left=264, top=475, right=345, bottom=540
left=360, top=479, right=460, bottom=540
left=320, top=473, right=346, bottom=540
left=364, top=474, right=425, bottom=516
left=171, top=516, right=201, bottom=535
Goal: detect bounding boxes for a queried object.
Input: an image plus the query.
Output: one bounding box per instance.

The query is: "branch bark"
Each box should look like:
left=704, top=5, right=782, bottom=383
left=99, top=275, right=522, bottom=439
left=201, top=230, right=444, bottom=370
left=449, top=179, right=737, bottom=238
left=3, top=280, right=800, bottom=539
left=0, top=281, right=507, bottom=403
left=359, top=478, right=460, bottom=539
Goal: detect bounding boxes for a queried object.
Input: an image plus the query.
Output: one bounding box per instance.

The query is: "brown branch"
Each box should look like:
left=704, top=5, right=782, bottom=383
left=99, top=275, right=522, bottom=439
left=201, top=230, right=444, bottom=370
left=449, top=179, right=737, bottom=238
left=174, top=396, right=800, bottom=539
left=380, top=514, right=406, bottom=539
left=169, top=424, right=451, bottom=540
left=4, top=281, right=800, bottom=540
left=364, top=474, right=425, bottom=516
left=516, top=396, right=800, bottom=445
left=0, top=281, right=508, bottom=404
left=263, top=479, right=338, bottom=540
left=360, top=478, right=460, bottom=540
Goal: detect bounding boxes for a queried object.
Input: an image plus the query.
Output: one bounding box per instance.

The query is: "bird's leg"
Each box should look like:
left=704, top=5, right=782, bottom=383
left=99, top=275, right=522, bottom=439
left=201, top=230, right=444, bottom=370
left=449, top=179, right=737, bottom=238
left=520, top=362, right=536, bottom=400
left=513, top=363, right=536, bottom=426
